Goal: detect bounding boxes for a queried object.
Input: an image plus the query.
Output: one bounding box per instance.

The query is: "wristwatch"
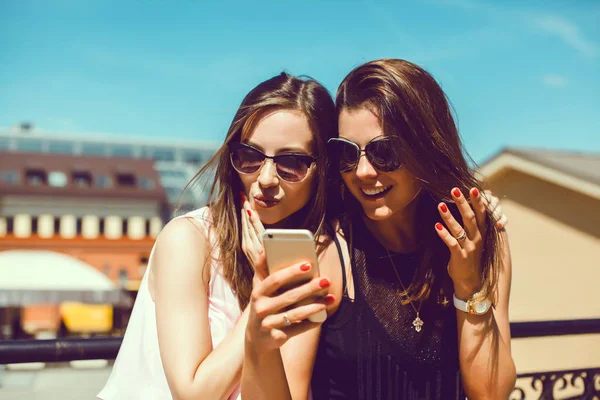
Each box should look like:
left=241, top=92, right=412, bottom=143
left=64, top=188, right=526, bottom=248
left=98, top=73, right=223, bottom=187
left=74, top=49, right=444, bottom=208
left=453, top=293, right=492, bottom=315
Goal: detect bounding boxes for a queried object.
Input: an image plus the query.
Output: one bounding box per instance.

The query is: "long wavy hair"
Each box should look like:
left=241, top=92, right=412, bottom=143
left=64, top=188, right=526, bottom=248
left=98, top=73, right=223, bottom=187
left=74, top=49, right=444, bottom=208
left=334, top=59, right=502, bottom=303
left=181, top=72, right=337, bottom=309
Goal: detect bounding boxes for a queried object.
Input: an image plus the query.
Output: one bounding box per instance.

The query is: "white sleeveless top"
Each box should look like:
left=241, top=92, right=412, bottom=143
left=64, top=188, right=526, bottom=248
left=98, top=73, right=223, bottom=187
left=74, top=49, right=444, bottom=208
left=98, top=207, right=242, bottom=400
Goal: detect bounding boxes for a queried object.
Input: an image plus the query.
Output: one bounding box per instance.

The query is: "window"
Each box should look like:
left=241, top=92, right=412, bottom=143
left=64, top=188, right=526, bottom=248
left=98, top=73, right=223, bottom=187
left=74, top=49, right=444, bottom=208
left=82, top=143, right=106, bottom=156
left=116, top=172, right=136, bottom=187
left=0, top=138, right=10, bottom=150
left=26, top=169, right=47, bottom=186
left=48, top=171, right=67, bottom=187
left=17, top=139, right=43, bottom=153
left=1, top=171, right=20, bottom=184
left=48, top=141, right=74, bottom=154
left=167, top=187, right=195, bottom=204
left=118, top=268, right=128, bottom=287
left=96, top=175, right=112, bottom=188
left=6, top=217, right=14, bottom=234
left=31, top=217, right=38, bottom=234
left=183, top=150, right=203, bottom=164
left=76, top=217, right=83, bottom=235
left=159, top=170, right=187, bottom=179
left=111, top=146, right=133, bottom=158
left=140, top=177, right=155, bottom=190
left=72, top=171, right=92, bottom=187
left=152, top=148, right=175, bottom=162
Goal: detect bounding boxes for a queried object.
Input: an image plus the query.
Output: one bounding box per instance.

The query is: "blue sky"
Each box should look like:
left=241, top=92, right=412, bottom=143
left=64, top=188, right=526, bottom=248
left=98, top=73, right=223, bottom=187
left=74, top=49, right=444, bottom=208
left=1, top=0, right=598, bottom=162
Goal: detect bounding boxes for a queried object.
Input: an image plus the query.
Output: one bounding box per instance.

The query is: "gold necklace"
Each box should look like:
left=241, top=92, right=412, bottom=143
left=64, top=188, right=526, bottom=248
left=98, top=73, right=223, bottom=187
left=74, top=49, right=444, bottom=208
left=385, top=248, right=424, bottom=333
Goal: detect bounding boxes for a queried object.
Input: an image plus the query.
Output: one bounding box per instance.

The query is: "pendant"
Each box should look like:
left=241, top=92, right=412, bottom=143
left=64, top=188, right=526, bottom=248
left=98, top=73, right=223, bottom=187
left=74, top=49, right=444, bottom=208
left=412, top=314, right=424, bottom=332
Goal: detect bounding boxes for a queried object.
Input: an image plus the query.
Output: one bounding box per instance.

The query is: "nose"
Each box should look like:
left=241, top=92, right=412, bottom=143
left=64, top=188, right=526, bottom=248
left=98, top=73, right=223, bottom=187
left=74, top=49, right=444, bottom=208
left=355, top=153, right=378, bottom=180
left=257, top=159, right=279, bottom=188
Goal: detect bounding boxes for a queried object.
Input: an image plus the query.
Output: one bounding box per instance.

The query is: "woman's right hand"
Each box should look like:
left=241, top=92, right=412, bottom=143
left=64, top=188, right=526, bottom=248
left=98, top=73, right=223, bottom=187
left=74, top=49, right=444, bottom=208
left=240, top=201, right=334, bottom=351
left=246, top=260, right=334, bottom=351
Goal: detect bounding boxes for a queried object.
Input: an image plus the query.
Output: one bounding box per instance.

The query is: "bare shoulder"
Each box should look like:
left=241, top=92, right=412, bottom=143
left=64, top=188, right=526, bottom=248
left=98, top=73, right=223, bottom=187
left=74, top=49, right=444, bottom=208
left=151, top=216, right=212, bottom=286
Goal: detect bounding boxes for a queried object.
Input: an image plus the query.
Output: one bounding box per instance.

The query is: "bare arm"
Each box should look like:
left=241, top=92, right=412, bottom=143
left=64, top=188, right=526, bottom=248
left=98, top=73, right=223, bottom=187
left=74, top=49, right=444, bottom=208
left=455, top=231, right=515, bottom=399
left=436, top=188, right=516, bottom=399
left=241, top=235, right=343, bottom=400
left=152, top=217, right=248, bottom=400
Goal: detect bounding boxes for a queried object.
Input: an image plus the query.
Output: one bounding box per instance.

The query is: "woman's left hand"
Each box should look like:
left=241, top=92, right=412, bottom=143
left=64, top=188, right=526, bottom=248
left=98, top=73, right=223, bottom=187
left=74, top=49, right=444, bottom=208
left=435, top=187, right=488, bottom=299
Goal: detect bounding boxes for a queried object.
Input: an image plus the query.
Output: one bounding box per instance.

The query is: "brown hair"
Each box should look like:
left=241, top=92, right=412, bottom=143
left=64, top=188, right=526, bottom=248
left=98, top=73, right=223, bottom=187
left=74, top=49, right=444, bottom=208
left=335, top=59, right=502, bottom=303
left=181, top=72, right=336, bottom=309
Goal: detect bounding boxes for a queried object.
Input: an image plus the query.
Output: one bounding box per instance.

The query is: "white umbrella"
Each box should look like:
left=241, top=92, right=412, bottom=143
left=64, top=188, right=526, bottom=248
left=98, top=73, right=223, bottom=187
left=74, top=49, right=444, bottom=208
left=0, top=250, right=132, bottom=306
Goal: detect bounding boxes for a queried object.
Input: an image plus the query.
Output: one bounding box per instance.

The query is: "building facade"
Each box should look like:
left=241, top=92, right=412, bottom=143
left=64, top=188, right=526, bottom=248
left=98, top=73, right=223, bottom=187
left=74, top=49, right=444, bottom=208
left=0, top=124, right=220, bottom=213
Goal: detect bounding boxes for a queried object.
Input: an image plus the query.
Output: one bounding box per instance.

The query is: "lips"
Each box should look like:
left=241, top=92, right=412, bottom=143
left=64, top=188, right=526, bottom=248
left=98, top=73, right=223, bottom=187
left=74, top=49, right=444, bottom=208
left=360, top=185, right=392, bottom=199
left=253, top=194, right=280, bottom=209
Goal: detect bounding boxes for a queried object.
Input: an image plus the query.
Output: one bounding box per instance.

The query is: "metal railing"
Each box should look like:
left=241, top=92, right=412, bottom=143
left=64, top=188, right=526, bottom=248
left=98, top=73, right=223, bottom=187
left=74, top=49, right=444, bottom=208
left=510, top=368, right=600, bottom=400
left=1, top=319, right=599, bottom=398
left=0, top=336, right=122, bottom=364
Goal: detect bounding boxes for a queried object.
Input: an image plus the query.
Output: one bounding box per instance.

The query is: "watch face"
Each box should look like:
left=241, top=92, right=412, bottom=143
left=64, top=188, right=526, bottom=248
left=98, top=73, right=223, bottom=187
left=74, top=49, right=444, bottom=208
left=474, top=299, right=491, bottom=314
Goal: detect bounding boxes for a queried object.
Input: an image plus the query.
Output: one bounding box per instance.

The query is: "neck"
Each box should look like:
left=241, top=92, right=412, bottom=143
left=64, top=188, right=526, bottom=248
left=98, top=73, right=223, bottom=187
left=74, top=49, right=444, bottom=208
left=362, top=197, right=420, bottom=254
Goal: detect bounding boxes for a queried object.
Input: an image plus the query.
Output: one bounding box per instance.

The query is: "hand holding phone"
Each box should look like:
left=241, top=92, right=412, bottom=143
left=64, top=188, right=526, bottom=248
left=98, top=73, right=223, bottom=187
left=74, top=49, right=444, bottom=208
left=262, top=229, right=328, bottom=323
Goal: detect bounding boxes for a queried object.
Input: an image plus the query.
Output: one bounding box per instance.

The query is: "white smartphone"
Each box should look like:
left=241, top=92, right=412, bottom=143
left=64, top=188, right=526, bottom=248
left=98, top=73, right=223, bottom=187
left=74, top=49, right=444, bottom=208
left=262, top=229, right=327, bottom=323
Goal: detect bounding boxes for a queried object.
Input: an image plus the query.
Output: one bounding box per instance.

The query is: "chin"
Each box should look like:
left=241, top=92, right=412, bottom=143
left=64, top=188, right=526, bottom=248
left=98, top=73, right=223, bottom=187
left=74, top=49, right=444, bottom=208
left=256, top=211, right=284, bottom=226
left=362, top=206, right=394, bottom=221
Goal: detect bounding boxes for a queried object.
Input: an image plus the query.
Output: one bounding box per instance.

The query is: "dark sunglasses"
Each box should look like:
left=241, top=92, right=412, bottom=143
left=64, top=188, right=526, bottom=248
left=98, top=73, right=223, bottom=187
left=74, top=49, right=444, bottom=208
left=327, top=136, right=402, bottom=172
left=229, top=142, right=316, bottom=183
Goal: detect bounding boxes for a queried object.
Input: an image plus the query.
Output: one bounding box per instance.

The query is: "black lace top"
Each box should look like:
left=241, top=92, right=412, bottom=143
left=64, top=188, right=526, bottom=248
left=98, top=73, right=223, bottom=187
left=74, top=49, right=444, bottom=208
left=311, top=216, right=466, bottom=400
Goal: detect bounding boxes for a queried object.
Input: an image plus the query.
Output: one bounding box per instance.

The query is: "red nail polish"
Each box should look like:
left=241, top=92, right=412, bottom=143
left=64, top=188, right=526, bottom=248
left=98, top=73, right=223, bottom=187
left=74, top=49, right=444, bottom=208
left=319, top=278, right=330, bottom=288
left=497, top=222, right=503, bottom=229
left=325, top=294, right=335, bottom=305
left=239, top=191, right=245, bottom=201
left=453, top=188, right=461, bottom=197
left=300, top=263, right=311, bottom=272
left=472, top=188, right=479, bottom=198
left=440, top=203, right=448, bottom=213
left=247, top=210, right=251, bottom=217
left=436, top=223, right=443, bottom=231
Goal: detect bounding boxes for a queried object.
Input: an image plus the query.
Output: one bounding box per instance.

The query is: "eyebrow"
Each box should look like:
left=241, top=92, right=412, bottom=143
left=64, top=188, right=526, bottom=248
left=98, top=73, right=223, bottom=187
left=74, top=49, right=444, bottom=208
left=245, top=141, right=311, bottom=155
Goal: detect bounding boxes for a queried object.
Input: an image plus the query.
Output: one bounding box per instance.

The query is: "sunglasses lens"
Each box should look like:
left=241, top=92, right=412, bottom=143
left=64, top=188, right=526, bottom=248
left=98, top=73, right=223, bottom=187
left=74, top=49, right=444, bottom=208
left=328, top=140, right=359, bottom=172
left=366, top=138, right=402, bottom=172
left=276, top=155, right=311, bottom=183
left=231, top=145, right=264, bottom=174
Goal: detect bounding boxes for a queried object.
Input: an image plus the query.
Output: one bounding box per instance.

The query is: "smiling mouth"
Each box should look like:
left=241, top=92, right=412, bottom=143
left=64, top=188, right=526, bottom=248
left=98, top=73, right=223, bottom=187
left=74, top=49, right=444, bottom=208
left=361, top=185, right=392, bottom=198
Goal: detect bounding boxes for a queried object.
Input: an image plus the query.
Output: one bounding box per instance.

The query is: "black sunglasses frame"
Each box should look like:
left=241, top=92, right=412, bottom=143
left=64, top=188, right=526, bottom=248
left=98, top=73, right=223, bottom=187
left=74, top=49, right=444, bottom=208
left=327, top=136, right=402, bottom=173
left=228, top=142, right=317, bottom=183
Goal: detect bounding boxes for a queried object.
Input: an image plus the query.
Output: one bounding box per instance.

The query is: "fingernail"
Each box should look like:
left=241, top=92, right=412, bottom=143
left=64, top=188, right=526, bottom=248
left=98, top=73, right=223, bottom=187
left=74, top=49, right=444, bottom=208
left=247, top=210, right=251, bottom=217
left=472, top=188, right=479, bottom=198
left=440, top=203, right=448, bottom=213
left=497, top=222, right=503, bottom=229
left=324, top=294, right=335, bottom=305
left=435, top=222, right=443, bottom=231
left=319, top=278, right=330, bottom=288
left=300, top=263, right=311, bottom=272
left=452, top=188, right=461, bottom=198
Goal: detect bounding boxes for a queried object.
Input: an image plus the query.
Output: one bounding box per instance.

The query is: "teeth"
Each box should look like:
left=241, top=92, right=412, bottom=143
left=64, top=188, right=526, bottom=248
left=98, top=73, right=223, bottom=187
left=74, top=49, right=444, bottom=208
left=362, top=186, right=390, bottom=196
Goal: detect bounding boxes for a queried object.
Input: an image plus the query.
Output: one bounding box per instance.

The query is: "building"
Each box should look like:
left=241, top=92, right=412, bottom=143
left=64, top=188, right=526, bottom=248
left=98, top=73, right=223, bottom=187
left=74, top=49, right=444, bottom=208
left=0, top=151, right=170, bottom=338
left=0, top=124, right=220, bottom=214
left=479, top=148, right=600, bottom=398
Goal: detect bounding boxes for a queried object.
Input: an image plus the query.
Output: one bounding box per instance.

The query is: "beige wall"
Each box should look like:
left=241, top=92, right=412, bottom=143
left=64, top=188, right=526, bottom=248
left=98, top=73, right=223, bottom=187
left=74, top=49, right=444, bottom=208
left=485, top=169, right=600, bottom=374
